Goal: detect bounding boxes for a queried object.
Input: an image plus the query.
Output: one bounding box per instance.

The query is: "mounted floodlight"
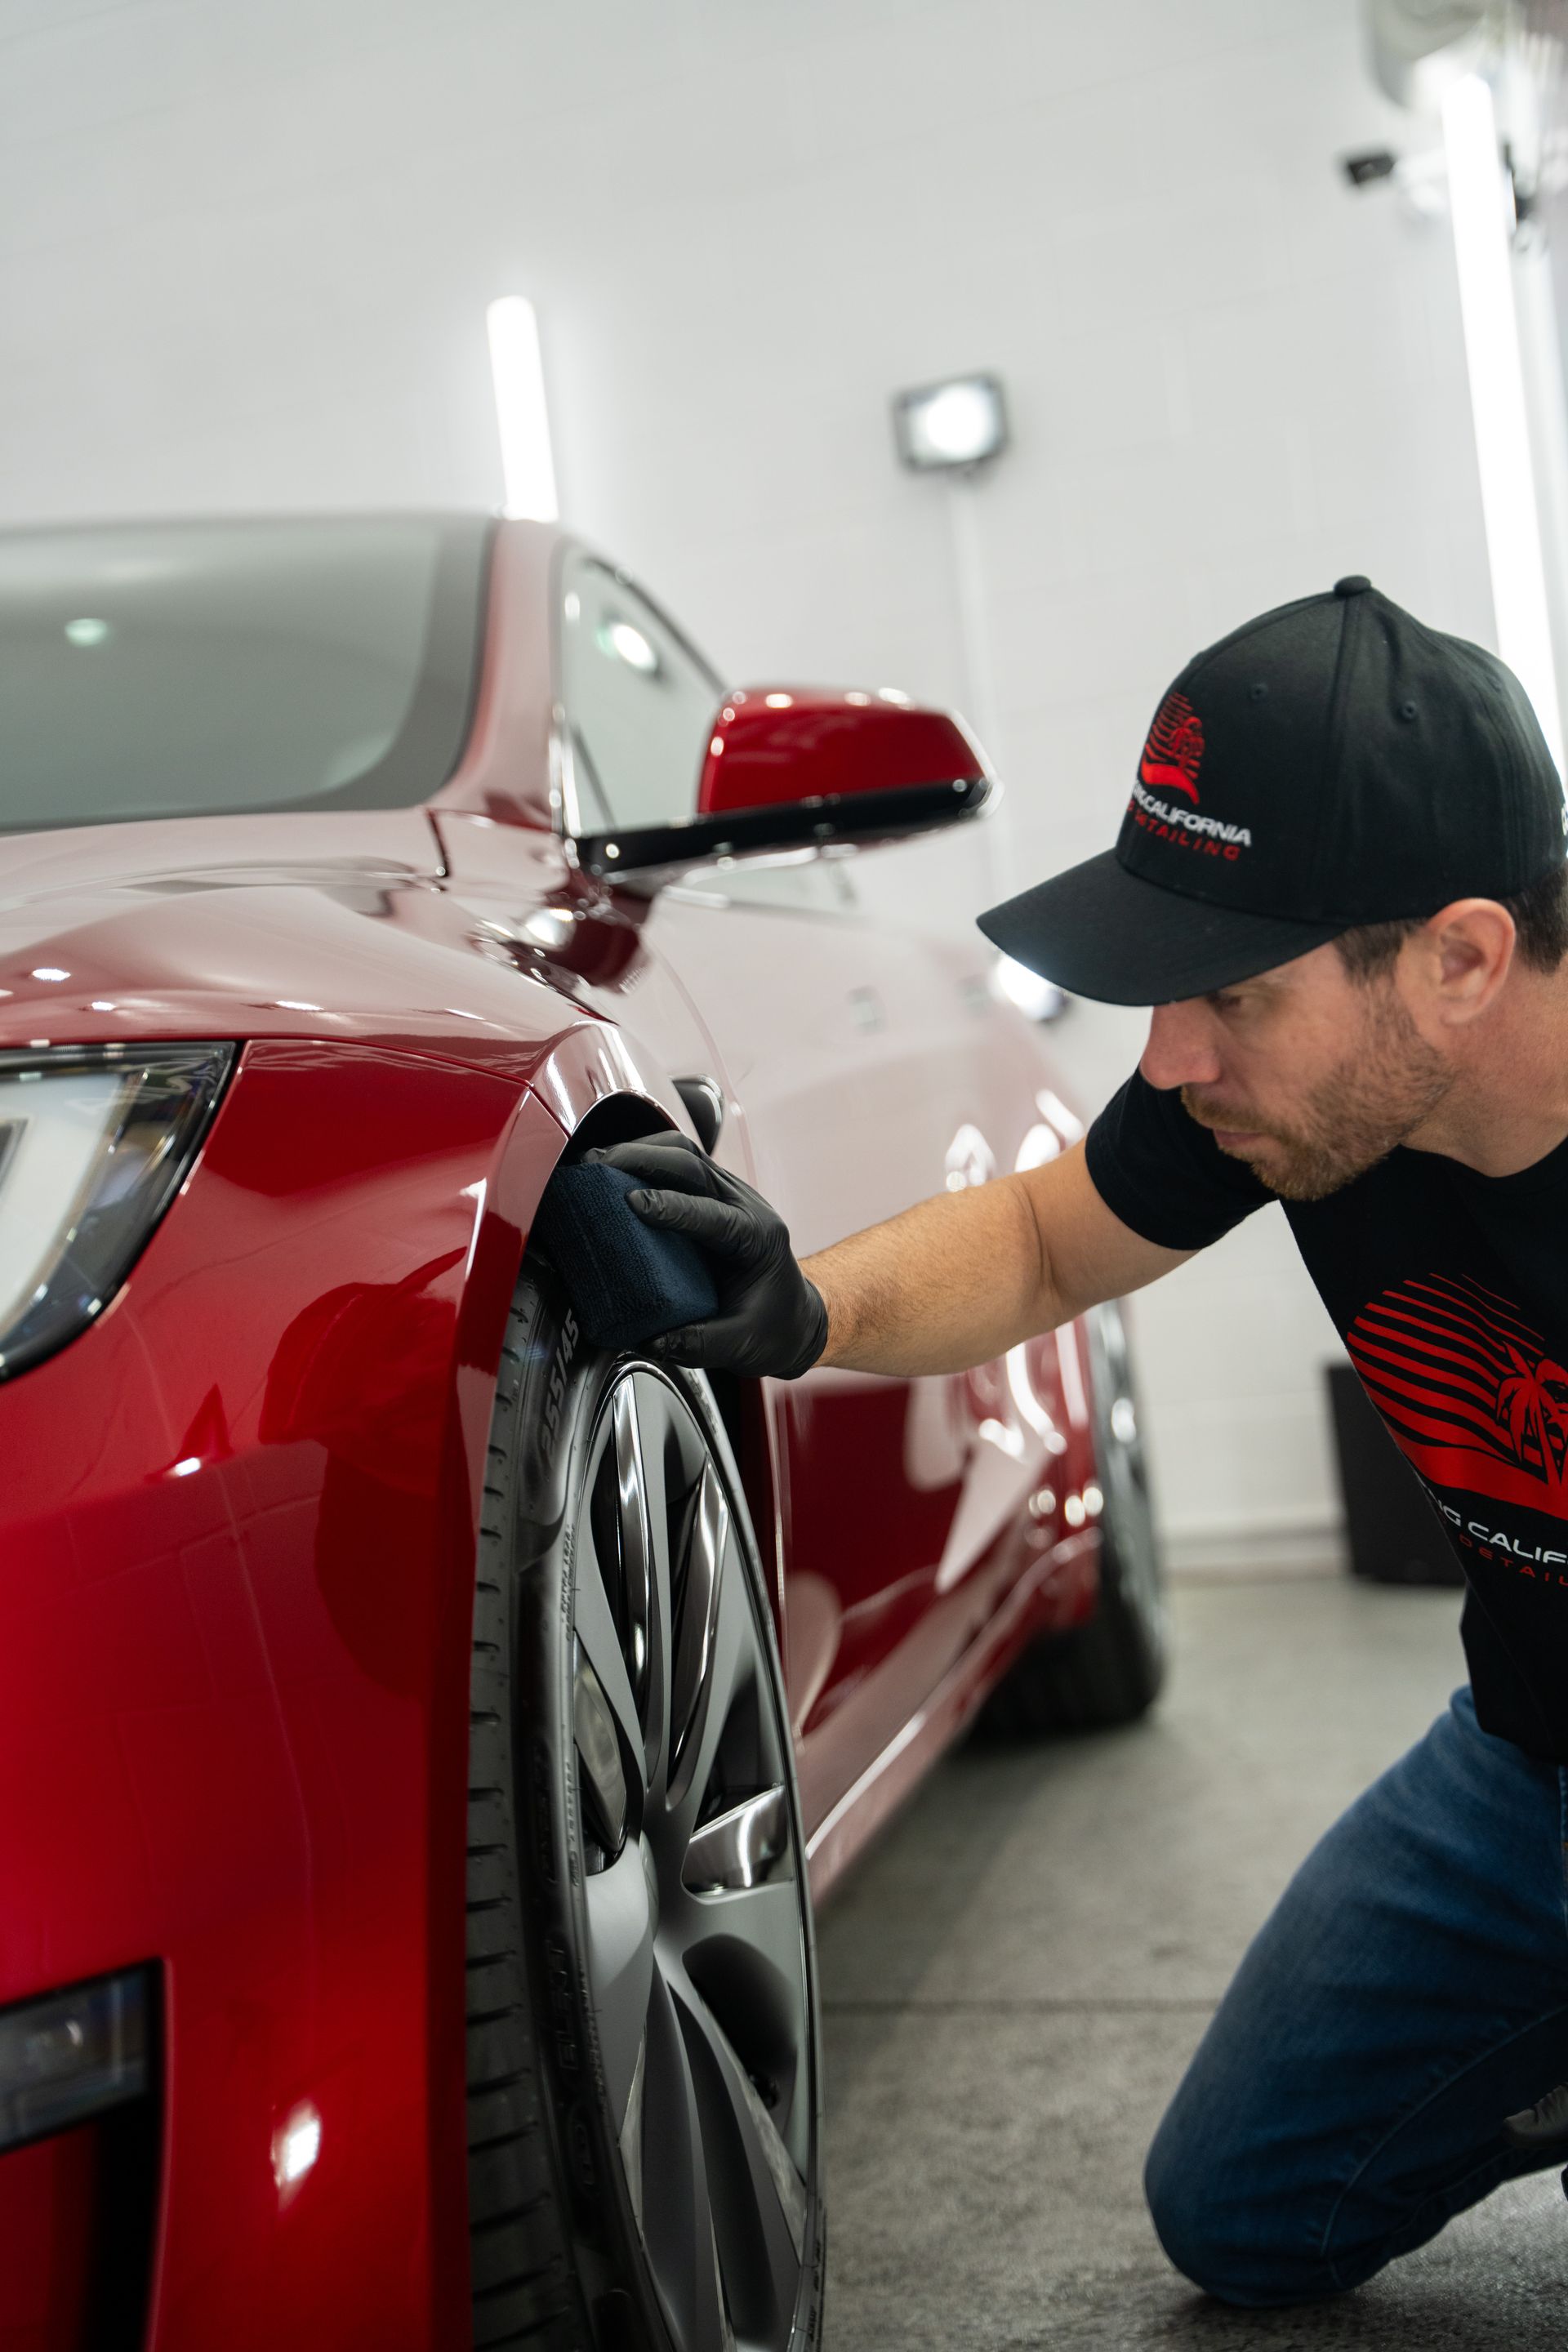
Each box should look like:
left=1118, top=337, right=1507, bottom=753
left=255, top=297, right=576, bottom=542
left=486, top=296, right=559, bottom=522
left=892, top=374, right=1009, bottom=473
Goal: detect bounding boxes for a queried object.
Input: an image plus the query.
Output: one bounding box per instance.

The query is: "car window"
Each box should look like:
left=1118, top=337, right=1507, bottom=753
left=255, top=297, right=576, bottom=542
left=0, top=514, right=492, bottom=834
left=558, top=550, right=722, bottom=833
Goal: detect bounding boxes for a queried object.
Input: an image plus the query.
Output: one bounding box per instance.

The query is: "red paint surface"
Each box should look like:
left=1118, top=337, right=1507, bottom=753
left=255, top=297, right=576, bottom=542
left=697, top=688, right=984, bottom=818
left=0, top=2129, right=96, bottom=2350
left=0, top=519, right=1113, bottom=2341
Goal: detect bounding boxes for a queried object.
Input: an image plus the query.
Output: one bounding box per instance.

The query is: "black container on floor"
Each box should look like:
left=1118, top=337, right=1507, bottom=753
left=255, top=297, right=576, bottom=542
left=1326, top=1361, right=1464, bottom=1587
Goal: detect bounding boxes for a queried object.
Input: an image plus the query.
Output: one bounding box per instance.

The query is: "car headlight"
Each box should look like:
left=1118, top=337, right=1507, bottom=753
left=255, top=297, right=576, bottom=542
left=0, top=1042, right=234, bottom=1380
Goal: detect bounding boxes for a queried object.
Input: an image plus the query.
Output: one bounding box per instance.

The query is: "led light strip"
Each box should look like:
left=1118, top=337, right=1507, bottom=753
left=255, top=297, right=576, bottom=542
left=486, top=296, right=559, bottom=523
left=1443, top=71, right=1565, bottom=771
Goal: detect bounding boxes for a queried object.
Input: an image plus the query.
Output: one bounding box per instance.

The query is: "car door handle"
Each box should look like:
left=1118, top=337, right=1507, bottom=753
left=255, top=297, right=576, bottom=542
left=674, top=1074, right=725, bottom=1155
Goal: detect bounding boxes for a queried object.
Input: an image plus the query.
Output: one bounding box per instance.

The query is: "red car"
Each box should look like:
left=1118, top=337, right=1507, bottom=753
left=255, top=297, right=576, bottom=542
left=0, top=514, right=1164, bottom=2352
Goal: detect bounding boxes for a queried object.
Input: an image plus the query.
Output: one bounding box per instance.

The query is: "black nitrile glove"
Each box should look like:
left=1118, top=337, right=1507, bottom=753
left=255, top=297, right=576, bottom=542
left=582, top=1135, right=828, bottom=1379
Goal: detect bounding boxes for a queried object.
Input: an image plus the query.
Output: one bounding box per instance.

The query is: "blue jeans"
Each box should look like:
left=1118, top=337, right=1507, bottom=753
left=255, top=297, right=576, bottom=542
left=1145, top=1687, right=1568, bottom=2305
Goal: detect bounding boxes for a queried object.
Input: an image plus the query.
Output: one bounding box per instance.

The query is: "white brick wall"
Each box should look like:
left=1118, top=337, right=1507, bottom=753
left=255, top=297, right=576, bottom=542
left=0, top=0, right=1494, bottom=1565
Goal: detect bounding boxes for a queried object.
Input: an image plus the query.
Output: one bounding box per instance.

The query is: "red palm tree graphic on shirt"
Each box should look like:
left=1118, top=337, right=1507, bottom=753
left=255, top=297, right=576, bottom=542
left=1495, top=1342, right=1568, bottom=1502
left=1346, top=1273, right=1568, bottom=1519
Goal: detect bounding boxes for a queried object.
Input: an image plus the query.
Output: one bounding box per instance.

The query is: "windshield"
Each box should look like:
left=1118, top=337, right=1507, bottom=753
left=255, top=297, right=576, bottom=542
left=0, top=514, right=493, bottom=834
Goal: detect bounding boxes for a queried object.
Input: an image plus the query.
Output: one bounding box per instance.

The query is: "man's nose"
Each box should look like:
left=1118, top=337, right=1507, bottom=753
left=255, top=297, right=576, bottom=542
left=1140, top=1000, right=1222, bottom=1093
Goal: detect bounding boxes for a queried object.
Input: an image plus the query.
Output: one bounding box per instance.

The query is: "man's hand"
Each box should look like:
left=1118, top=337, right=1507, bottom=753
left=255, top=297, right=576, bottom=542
left=588, top=1130, right=1187, bottom=1384
left=582, top=1136, right=828, bottom=1379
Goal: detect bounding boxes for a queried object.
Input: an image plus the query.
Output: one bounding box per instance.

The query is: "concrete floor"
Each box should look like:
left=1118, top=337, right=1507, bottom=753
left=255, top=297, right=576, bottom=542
left=816, top=1577, right=1568, bottom=2349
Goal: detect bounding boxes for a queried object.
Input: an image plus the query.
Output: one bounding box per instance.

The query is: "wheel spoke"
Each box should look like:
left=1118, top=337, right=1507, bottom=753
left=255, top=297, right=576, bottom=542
left=640, top=1964, right=734, bottom=2352
left=666, top=1543, right=753, bottom=1827
left=670, top=1462, right=728, bottom=1795
left=582, top=1839, right=655, bottom=2131
left=612, top=1379, right=655, bottom=1713
left=675, top=1976, right=807, bottom=2341
left=719, top=2017, right=808, bottom=2267
left=629, top=1372, right=679, bottom=1800
left=676, top=1874, right=812, bottom=2177
left=684, top=1786, right=788, bottom=1894
left=574, top=1523, right=645, bottom=1789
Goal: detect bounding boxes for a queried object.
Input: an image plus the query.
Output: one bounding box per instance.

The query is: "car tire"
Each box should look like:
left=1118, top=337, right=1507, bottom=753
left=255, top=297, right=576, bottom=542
left=466, top=1258, right=826, bottom=2352
left=983, top=1301, right=1168, bottom=1735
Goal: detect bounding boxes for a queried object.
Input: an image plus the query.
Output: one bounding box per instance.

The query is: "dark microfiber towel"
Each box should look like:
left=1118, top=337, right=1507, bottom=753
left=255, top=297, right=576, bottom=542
left=532, top=1160, right=719, bottom=1352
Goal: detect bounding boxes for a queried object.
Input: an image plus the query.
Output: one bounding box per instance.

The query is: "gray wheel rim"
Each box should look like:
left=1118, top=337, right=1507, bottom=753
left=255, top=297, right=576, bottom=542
left=1089, top=1304, right=1165, bottom=1650
left=570, top=1366, right=814, bottom=2352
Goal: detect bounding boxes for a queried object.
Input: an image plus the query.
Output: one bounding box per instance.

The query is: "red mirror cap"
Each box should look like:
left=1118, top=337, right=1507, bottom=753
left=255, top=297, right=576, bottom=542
left=697, top=688, right=987, bottom=819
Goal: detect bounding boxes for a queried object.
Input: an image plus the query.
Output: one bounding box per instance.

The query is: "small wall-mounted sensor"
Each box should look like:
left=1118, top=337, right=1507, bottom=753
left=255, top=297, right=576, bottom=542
left=1342, top=149, right=1399, bottom=187
left=892, top=374, right=1009, bottom=473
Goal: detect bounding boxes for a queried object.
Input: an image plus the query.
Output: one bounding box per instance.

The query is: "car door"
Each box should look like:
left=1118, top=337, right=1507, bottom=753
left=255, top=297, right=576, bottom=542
left=549, top=550, right=1071, bottom=1825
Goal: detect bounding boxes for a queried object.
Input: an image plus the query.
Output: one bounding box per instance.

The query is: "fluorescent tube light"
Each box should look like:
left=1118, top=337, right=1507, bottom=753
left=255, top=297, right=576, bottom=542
left=486, top=296, right=559, bottom=523
left=1442, top=73, right=1564, bottom=768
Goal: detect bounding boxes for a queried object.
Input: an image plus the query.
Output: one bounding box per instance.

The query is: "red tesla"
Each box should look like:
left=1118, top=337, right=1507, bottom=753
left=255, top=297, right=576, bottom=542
left=0, top=514, right=1164, bottom=2352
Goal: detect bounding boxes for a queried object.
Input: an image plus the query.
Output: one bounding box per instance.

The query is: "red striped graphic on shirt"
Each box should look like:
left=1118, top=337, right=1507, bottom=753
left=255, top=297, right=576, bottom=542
left=1346, top=1272, right=1568, bottom=1517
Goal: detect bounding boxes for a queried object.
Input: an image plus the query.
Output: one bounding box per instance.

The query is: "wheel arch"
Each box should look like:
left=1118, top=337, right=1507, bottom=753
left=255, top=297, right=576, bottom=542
left=449, top=1020, right=768, bottom=1566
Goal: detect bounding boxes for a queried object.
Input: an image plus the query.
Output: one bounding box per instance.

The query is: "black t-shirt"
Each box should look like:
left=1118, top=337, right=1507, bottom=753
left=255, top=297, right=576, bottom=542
left=1087, top=1070, right=1568, bottom=1762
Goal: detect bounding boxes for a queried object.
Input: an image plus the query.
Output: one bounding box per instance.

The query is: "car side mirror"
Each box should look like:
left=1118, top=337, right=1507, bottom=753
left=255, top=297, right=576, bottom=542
left=572, top=688, right=994, bottom=880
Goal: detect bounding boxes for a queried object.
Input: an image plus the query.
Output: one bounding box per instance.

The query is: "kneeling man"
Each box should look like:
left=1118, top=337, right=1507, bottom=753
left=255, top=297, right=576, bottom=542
left=598, top=574, right=1568, bottom=2304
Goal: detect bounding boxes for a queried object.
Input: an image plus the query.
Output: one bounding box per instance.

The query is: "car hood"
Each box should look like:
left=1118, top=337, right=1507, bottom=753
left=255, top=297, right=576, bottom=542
left=0, top=808, right=584, bottom=1076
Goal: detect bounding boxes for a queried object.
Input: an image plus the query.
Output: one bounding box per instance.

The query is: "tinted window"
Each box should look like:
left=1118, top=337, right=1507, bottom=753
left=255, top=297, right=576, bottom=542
left=0, top=514, right=492, bottom=834
left=559, top=551, right=721, bottom=832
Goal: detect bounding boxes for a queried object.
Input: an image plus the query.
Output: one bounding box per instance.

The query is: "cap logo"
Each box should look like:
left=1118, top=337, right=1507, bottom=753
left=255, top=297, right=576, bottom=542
left=1138, top=690, right=1205, bottom=804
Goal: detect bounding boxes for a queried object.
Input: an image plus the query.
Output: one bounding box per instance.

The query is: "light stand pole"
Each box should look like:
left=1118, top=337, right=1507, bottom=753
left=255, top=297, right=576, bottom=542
left=890, top=372, right=1018, bottom=901
left=944, top=467, right=1018, bottom=899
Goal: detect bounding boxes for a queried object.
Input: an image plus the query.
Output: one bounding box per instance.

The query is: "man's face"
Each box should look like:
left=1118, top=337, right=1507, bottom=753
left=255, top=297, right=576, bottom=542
left=1140, top=940, right=1452, bottom=1200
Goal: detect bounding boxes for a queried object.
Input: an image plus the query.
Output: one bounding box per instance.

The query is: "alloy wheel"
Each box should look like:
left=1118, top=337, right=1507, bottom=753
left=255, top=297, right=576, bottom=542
left=568, top=1365, right=816, bottom=2352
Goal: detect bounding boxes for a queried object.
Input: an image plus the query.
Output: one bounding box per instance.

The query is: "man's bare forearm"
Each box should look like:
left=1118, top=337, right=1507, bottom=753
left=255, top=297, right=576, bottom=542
left=799, top=1140, right=1192, bottom=1379
left=589, top=1134, right=1185, bottom=1383
left=801, top=1172, right=1052, bottom=1376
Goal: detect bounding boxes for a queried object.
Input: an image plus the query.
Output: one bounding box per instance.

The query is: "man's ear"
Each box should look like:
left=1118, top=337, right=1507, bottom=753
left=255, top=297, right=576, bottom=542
left=1409, top=899, right=1517, bottom=1024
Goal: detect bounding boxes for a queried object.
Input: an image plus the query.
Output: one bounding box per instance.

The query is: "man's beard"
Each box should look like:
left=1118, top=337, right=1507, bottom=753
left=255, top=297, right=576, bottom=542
left=1182, top=990, right=1452, bottom=1201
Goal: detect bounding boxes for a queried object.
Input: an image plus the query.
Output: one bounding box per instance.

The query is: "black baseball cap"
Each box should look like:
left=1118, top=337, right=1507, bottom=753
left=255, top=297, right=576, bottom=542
left=978, top=576, right=1568, bottom=1006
